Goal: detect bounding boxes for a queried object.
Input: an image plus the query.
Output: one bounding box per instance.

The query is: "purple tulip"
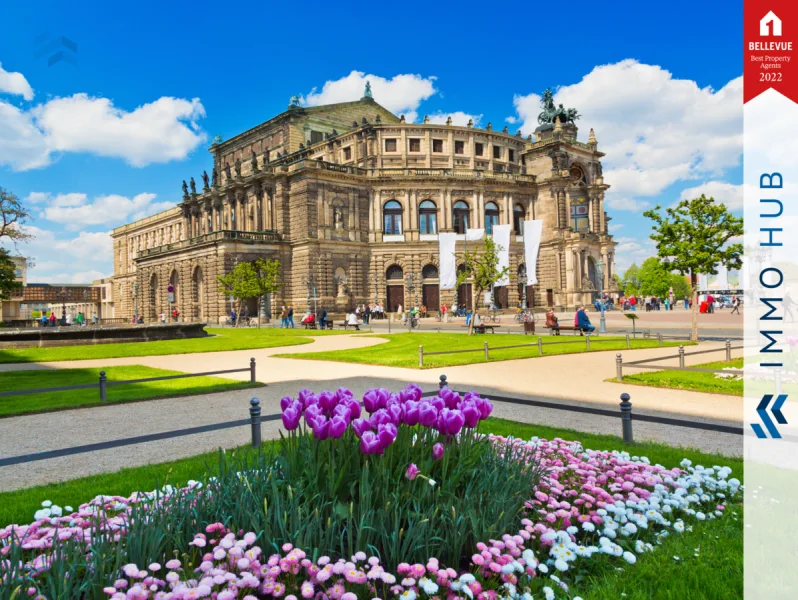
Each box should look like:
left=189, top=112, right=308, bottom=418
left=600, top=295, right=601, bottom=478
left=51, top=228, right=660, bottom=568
left=370, top=409, right=392, bottom=428
left=318, top=391, right=337, bottom=413
left=405, top=463, right=420, bottom=480
left=476, top=398, right=494, bottom=420
left=333, top=403, right=352, bottom=424
left=345, top=398, right=362, bottom=420
left=304, top=404, right=322, bottom=428
left=405, top=383, right=423, bottom=402
left=387, top=403, right=403, bottom=425
left=336, top=387, right=353, bottom=400
left=403, top=400, right=420, bottom=426
left=299, top=389, right=317, bottom=409
left=312, top=416, right=330, bottom=440
left=462, top=402, right=481, bottom=428
left=418, top=402, right=438, bottom=428
left=432, top=442, right=445, bottom=461
left=439, top=408, right=465, bottom=436
left=360, top=430, right=383, bottom=454
left=377, top=423, right=398, bottom=450
left=362, top=390, right=380, bottom=414
left=281, top=406, right=302, bottom=431
left=352, top=418, right=372, bottom=439
left=376, top=388, right=391, bottom=410
left=280, top=396, right=293, bottom=411
left=328, top=415, right=348, bottom=439
left=431, top=397, right=445, bottom=412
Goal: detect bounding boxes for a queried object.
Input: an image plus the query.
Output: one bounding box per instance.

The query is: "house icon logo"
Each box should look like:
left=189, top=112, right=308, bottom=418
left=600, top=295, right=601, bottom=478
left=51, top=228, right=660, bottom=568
left=760, top=11, right=782, bottom=36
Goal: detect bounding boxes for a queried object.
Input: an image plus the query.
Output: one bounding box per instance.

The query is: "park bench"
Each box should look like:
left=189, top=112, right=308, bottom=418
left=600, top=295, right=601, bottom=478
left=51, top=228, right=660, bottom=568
left=462, top=324, right=500, bottom=334
left=337, top=322, right=361, bottom=331
left=547, top=325, right=592, bottom=336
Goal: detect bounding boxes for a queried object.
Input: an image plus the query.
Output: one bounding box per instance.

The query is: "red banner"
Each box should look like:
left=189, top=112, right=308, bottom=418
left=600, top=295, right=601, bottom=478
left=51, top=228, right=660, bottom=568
left=744, top=0, right=798, bottom=103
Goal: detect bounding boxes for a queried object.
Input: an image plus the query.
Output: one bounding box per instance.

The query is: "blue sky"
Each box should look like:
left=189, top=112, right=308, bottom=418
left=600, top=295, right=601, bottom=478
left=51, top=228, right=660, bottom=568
left=0, top=0, right=743, bottom=282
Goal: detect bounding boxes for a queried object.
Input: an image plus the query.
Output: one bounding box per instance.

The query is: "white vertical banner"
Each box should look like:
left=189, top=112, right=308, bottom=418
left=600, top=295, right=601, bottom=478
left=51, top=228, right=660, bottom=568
left=698, top=273, right=708, bottom=292
left=465, top=228, right=484, bottom=241
left=438, top=233, right=457, bottom=290
left=523, top=220, right=543, bottom=285
left=715, top=264, right=729, bottom=289
left=492, top=224, right=511, bottom=287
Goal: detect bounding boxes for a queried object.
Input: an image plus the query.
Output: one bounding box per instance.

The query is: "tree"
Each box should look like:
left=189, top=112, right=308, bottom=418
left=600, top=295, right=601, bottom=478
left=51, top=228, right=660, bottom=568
left=638, top=257, right=672, bottom=297
left=0, top=249, right=22, bottom=301
left=456, top=236, right=509, bottom=336
left=216, top=258, right=282, bottom=327
left=621, top=263, right=642, bottom=296
left=644, top=194, right=743, bottom=341
left=0, top=188, right=32, bottom=243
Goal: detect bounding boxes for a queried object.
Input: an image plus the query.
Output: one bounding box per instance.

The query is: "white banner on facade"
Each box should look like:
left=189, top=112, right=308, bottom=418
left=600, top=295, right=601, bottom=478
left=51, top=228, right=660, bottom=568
left=523, top=220, right=543, bottom=286
left=714, top=264, right=729, bottom=289
left=697, top=273, right=708, bottom=292
left=493, top=224, right=511, bottom=287
left=465, top=228, right=484, bottom=241
left=438, top=232, right=457, bottom=290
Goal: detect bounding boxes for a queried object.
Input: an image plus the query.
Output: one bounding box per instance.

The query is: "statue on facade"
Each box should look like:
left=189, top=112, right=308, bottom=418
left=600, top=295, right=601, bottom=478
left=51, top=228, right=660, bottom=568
left=263, top=149, right=270, bottom=164
left=538, top=87, right=581, bottom=125
left=251, top=151, right=258, bottom=172
left=189, top=177, right=197, bottom=195
left=288, top=95, right=301, bottom=108
left=182, top=180, right=189, bottom=200
left=334, top=207, right=344, bottom=229
left=202, top=170, right=210, bottom=190
left=234, top=157, right=242, bottom=178
left=224, top=162, right=232, bottom=183
left=364, top=81, right=373, bottom=98
left=581, top=275, right=595, bottom=291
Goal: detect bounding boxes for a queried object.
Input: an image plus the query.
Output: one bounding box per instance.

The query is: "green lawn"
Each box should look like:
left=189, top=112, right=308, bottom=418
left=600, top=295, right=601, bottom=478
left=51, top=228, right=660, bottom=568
left=0, top=418, right=742, bottom=600
left=275, top=332, right=685, bottom=368
left=0, top=326, right=352, bottom=364
left=616, top=358, right=743, bottom=395
left=0, top=365, right=263, bottom=417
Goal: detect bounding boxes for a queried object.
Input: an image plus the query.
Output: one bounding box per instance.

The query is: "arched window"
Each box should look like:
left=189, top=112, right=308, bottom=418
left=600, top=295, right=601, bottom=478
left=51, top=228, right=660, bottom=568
left=513, top=204, right=525, bottom=235
left=485, top=202, right=499, bottom=234
left=418, top=200, right=438, bottom=235
left=386, top=264, right=404, bottom=280
left=383, top=201, right=403, bottom=235
left=422, top=264, right=439, bottom=279
left=453, top=201, right=470, bottom=234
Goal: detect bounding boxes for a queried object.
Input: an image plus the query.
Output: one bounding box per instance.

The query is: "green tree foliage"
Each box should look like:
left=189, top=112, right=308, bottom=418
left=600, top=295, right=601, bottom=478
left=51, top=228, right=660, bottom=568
left=456, top=236, right=509, bottom=336
left=637, top=257, right=692, bottom=300
left=621, top=263, right=641, bottom=296
left=644, top=195, right=743, bottom=341
left=0, top=248, right=22, bottom=301
left=216, top=258, right=282, bottom=327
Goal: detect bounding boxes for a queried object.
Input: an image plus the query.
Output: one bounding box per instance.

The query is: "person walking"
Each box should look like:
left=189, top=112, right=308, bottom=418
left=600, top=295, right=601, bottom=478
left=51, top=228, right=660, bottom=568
left=160, top=312, right=166, bottom=324
left=49, top=312, right=56, bottom=327
left=92, top=313, right=99, bottom=325
left=629, top=295, right=637, bottom=312
left=397, top=303, right=403, bottom=321
left=287, top=305, right=295, bottom=328
left=706, top=293, right=715, bottom=314
left=280, top=306, right=287, bottom=328
left=40, top=313, right=48, bottom=328
left=730, top=295, right=741, bottom=315
left=172, top=308, right=179, bottom=322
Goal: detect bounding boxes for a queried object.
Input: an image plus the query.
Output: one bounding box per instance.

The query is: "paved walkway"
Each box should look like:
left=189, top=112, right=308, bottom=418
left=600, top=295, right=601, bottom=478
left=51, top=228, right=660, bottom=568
left=0, top=335, right=743, bottom=491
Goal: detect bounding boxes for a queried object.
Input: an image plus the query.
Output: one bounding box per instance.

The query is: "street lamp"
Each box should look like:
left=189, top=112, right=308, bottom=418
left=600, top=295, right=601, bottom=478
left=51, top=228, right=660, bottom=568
left=132, top=282, right=139, bottom=322
left=404, top=272, right=418, bottom=331
left=596, top=258, right=606, bottom=333
left=519, top=264, right=528, bottom=310
left=58, top=286, right=68, bottom=326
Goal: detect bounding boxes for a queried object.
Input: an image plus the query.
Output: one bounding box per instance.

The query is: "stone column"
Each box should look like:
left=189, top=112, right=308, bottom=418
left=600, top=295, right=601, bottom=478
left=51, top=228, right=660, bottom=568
left=409, top=189, right=417, bottom=234
left=564, top=250, right=574, bottom=292
left=503, top=192, right=511, bottom=226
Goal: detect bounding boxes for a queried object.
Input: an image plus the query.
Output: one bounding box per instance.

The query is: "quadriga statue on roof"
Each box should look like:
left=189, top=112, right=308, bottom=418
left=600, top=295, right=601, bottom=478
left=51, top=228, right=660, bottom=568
left=537, top=87, right=580, bottom=125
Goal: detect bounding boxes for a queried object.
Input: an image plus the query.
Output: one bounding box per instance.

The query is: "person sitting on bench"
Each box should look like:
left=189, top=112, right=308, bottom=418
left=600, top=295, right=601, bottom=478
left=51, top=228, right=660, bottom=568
left=346, top=311, right=361, bottom=330
left=576, top=305, right=596, bottom=334
left=545, top=308, right=560, bottom=334
left=301, top=312, right=316, bottom=327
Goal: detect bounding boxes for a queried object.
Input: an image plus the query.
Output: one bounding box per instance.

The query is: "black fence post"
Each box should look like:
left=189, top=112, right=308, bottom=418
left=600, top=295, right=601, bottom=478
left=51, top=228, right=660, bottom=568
left=250, top=358, right=256, bottom=383
left=616, top=353, right=623, bottom=382
left=678, top=345, right=685, bottom=368
left=725, top=339, right=732, bottom=363
left=620, top=393, right=634, bottom=443
left=249, top=398, right=262, bottom=448
left=99, top=370, right=107, bottom=403
left=439, top=374, right=448, bottom=389
left=658, top=333, right=663, bottom=347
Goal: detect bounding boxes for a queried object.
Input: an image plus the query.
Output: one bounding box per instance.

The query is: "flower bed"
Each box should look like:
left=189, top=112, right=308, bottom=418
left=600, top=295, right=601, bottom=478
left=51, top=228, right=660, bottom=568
left=0, top=384, right=742, bottom=600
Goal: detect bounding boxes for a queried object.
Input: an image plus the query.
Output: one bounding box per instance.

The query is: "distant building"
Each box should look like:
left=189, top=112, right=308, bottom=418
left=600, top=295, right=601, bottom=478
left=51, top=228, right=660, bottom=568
left=0, top=256, right=27, bottom=321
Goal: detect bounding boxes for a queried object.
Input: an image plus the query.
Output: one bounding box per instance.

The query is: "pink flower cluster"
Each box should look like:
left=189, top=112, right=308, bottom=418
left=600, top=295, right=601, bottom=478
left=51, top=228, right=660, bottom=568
left=280, top=384, right=493, bottom=455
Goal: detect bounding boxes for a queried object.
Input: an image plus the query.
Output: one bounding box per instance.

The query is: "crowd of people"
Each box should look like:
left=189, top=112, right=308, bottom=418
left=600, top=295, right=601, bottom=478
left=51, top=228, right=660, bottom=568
left=39, top=311, right=99, bottom=327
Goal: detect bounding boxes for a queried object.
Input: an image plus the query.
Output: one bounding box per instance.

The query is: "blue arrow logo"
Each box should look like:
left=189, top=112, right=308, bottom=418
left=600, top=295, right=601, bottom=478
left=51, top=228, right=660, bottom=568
left=752, top=394, right=788, bottom=439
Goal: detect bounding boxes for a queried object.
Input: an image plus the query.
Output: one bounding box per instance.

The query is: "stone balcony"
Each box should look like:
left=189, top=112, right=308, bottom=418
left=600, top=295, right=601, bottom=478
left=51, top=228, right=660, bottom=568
left=136, top=230, right=281, bottom=260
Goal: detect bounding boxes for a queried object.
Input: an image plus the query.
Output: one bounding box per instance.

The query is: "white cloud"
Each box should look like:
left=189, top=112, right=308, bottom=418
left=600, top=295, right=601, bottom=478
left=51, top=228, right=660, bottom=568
left=26, top=192, right=87, bottom=207
left=608, top=223, right=624, bottom=233
left=0, top=89, right=207, bottom=171
left=0, top=63, right=33, bottom=100
left=427, top=111, right=482, bottom=127
left=37, top=192, right=170, bottom=230
left=605, top=196, right=650, bottom=211
left=303, top=70, right=437, bottom=123
left=3, top=226, right=113, bottom=282
left=510, top=60, right=742, bottom=205
left=678, top=181, right=742, bottom=211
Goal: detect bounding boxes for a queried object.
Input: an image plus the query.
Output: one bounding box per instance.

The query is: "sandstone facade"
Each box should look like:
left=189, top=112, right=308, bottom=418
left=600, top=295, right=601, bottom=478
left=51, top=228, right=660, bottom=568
left=111, top=95, right=617, bottom=322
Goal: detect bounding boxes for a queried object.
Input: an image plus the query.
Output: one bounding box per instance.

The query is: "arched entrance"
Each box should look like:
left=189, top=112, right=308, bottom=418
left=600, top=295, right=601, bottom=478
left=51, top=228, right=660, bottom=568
left=587, top=256, right=600, bottom=290
left=169, top=270, right=180, bottom=319
left=421, top=264, right=440, bottom=311
left=192, top=266, right=204, bottom=320
left=456, top=264, right=472, bottom=310
left=385, top=264, right=404, bottom=313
